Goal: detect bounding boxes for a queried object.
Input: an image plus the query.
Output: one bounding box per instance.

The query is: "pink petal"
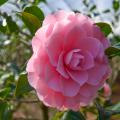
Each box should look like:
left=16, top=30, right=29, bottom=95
left=64, top=25, right=86, bottom=51
left=45, top=63, right=80, bottom=97
left=46, top=22, right=66, bottom=66
left=81, top=51, right=94, bottom=70
left=56, top=52, right=69, bottom=79
left=93, top=25, right=110, bottom=49
left=67, top=69, right=88, bottom=85
left=79, top=84, right=98, bottom=97
left=87, top=63, right=107, bottom=85
left=64, top=49, right=81, bottom=65
left=74, top=37, right=102, bottom=57
left=36, top=79, right=64, bottom=109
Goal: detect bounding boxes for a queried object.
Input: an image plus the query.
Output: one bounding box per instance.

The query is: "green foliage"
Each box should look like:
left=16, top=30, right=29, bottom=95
left=61, top=110, right=86, bottom=120
left=0, top=101, right=12, bottom=120
left=106, top=102, right=120, bottom=114
left=113, top=0, right=120, bottom=12
left=0, top=88, right=11, bottom=99
left=0, top=0, right=8, bottom=6
left=15, top=73, right=33, bottom=97
left=6, top=16, right=19, bottom=33
left=96, top=22, right=112, bottom=36
left=105, top=43, right=120, bottom=58
left=21, top=6, right=44, bottom=35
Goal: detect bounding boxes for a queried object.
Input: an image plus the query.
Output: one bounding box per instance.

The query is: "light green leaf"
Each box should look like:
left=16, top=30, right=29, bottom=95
left=15, top=73, right=33, bottom=97
left=96, top=22, right=112, bottom=36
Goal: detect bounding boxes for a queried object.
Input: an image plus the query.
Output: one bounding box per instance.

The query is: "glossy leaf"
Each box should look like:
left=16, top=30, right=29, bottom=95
left=105, top=43, right=120, bottom=58
left=0, top=0, right=8, bottom=6
left=24, top=6, right=44, bottom=21
left=96, top=22, right=112, bottom=36
left=15, top=73, right=33, bottom=97
left=61, top=110, right=85, bottom=120
left=21, top=6, right=44, bottom=34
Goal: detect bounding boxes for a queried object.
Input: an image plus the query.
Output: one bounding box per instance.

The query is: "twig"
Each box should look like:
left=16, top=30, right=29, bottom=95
left=1, top=98, right=39, bottom=103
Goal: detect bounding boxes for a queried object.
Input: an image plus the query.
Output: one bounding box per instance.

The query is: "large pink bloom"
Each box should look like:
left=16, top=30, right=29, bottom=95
left=26, top=11, right=111, bottom=111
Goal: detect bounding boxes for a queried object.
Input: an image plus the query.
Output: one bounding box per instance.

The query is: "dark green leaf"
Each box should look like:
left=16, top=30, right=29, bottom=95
left=105, top=43, right=120, bottom=58
left=96, top=103, right=111, bottom=120
left=0, top=23, right=6, bottom=33
left=21, top=6, right=44, bottom=34
left=6, top=16, right=19, bottom=33
left=0, top=0, right=8, bottom=6
left=61, top=110, right=85, bottom=120
left=90, top=5, right=96, bottom=11
left=0, top=88, right=11, bottom=99
left=15, top=73, right=33, bottom=97
left=103, top=9, right=110, bottom=13
left=96, top=22, right=112, bottom=36
left=113, top=0, right=120, bottom=12
left=0, top=101, right=12, bottom=120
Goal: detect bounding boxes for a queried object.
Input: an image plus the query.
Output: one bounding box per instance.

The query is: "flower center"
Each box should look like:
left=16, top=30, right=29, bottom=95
left=64, top=49, right=84, bottom=70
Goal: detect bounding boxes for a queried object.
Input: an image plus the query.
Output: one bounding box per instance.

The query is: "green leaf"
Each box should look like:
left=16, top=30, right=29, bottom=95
left=15, top=73, right=33, bottom=97
left=52, top=112, right=64, bottom=120
left=61, top=110, right=86, bottom=120
left=113, top=0, right=120, bottom=12
left=0, top=0, right=8, bottom=6
left=24, top=6, right=44, bottom=21
left=21, top=6, right=44, bottom=34
left=6, top=16, right=19, bottom=33
left=90, top=5, right=96, bottom=11
left=0, top=24, right=6, bottom=33
left=96, top=22, right=112, bottom=36
left=106, top=102, right=120, bottom=115
left=96, top=103, right=111, bottom=120
left=0, top=101, right=12, bottom=120
left=105, top=43, right=120, bottom=58
left=0, top=88, right=11, bottom=99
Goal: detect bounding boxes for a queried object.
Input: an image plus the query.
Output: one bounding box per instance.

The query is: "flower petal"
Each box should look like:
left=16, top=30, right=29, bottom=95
left=67, top=69, right=88, bottom=85
left=87, top=63, right=107, bottom=85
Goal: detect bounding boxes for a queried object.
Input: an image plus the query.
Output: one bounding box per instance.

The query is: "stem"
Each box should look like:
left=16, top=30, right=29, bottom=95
left=41, top=103, right=49, bottom=120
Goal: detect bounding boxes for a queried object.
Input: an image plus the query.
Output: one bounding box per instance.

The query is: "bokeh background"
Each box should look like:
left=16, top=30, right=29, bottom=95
left=0, top=0, right=120, bottom=120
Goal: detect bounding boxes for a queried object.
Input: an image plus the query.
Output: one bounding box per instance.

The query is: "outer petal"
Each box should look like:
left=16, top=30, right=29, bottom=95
left=79, top=84, right=98, bottom=97
left=36, top=79, right=65, bottom=109
left=93, top=25, right=110, bottom=49
left=43, top=10, right=74, bottom=25
left=87, top=63, right=107, bottom=85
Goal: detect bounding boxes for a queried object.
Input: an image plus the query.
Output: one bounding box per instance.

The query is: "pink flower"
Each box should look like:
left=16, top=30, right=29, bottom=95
left=26, top=10, right=111, bottom=111
left=103, top=82, right=111, bottom=99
